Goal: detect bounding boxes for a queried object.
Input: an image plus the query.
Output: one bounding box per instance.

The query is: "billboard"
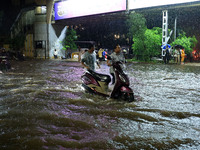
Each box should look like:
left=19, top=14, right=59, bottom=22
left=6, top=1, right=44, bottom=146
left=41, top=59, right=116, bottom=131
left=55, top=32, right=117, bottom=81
left=129, top=0, right=200, bottom=10
left=54, top=0, right=126, bottom=20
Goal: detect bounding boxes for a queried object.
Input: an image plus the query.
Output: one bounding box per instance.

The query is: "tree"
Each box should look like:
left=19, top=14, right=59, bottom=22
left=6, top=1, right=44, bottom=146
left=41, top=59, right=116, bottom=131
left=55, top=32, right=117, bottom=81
left=126, top=12, right=147, bottom=60
left=131, top=26, right=163, bottom=61
left=126, top=12, right=147, bottom=38
left=171, top=32, right=197, bottom=54
left=63, top=28, right=78, bottom=51
left=144, top=27, right=162, bottom=59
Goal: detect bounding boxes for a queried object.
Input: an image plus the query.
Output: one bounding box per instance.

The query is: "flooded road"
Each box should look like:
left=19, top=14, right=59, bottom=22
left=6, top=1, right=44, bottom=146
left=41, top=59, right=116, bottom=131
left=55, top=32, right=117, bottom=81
left=0, top=60, right=200, bottom=150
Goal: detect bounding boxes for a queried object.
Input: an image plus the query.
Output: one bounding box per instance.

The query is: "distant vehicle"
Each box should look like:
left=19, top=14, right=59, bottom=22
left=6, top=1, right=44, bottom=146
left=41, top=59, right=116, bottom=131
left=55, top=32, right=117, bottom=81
left=75, top=41, right=96, bottom=51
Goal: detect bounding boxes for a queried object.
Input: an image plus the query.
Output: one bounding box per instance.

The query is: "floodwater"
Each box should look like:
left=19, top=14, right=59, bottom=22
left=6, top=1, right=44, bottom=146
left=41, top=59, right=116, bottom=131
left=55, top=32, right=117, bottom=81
left=0, top=59, right=200, bottom=150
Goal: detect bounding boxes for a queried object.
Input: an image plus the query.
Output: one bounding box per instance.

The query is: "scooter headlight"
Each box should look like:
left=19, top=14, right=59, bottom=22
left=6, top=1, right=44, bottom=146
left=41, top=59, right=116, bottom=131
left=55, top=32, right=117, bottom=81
left=119, top=74, right=126, bottom=83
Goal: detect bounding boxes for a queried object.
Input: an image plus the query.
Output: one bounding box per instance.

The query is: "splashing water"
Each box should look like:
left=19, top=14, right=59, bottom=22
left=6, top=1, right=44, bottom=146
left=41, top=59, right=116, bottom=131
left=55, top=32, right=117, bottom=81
left=0, top=60, right=200, bottom=149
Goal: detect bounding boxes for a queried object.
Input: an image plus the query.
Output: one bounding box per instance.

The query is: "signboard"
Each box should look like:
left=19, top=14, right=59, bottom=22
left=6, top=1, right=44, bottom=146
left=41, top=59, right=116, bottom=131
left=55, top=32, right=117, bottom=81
left=54, top=0, right=126, bottom=20
left=129, top=0, right=200, bottom=10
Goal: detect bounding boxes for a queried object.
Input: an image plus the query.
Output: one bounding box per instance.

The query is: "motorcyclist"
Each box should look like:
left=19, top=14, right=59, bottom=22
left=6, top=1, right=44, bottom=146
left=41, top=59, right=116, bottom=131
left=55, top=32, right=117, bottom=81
left=107, top=44, right=126, bottom=84
left=81, top=44, right=100, bottom=71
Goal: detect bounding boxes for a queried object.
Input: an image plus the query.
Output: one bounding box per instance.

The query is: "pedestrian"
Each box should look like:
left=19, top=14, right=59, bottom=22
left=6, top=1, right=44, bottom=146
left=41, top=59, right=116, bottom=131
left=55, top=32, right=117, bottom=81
left=163, top=48, right=167, bottom=64
left=164, top=45, right=171, bottom=64
left=98, top=48, right=103, bottom=61
left=102, top=49, right=106, bottom=61
left=181, top=49, right=186, bottom=64
left=78, top=46, right=84, bottom=62
left=104, top=50, right=108, bottom=60
left=107, top=44, right=126, bottom=84
left=174, top=48, right=180, bottom=64
left=81, top=44, right=100, bottom=71
left=54, top=49, right=58, bottom=59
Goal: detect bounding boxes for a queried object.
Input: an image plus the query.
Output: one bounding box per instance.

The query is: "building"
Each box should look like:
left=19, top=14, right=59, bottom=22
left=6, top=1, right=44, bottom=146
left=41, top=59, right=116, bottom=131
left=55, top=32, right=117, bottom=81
left=10, top=0, right=57, bottom=59
left=10, top=0, right=200, bottom=59
left=10, top=0, right=129, bottom=59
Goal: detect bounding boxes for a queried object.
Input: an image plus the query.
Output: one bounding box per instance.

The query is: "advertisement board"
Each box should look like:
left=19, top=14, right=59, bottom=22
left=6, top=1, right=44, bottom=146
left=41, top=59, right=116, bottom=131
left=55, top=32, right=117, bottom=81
left=54, top=0, right=126, bottom=20
left=129, top=0, right=200, bottom=10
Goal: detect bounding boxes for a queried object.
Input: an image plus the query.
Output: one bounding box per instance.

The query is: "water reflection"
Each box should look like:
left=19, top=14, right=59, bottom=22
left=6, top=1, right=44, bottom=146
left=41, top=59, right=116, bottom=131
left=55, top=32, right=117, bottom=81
left=0, top=60, right=200, bottom=149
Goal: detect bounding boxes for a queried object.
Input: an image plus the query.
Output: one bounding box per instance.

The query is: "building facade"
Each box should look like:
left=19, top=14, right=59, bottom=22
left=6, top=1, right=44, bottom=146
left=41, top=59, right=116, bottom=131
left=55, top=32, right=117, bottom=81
left=10, top=0, right=64, bottom=59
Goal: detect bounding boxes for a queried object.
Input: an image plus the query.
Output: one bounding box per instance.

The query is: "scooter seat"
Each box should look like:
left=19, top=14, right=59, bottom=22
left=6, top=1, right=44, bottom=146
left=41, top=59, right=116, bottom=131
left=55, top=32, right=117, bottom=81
left=88, top=70, right=111, bottom=83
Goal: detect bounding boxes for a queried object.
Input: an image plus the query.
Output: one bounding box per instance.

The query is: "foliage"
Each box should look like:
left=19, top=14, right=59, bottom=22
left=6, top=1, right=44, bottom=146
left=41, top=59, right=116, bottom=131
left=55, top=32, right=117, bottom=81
left=144, top=27, right=162, bottom=59
left=132, top=36, right=146, bottom=60
left=132, top=26, right=162, bottom=61
left=126, top=12, right=147, bottom=60
left=63, top=28, right=77, bottom=50
left=62, top=45, right=70, bottom=51
left=171, top=32, right=197, bottom=54
left=127, top=12, right=197, bottom=61
left=126, top=12, right=147, bottom=38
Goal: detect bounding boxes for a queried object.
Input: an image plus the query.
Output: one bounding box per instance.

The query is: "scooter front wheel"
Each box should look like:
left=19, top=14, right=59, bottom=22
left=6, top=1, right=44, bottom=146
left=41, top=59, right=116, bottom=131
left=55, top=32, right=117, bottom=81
left=121, top=92, right=134, bottom=102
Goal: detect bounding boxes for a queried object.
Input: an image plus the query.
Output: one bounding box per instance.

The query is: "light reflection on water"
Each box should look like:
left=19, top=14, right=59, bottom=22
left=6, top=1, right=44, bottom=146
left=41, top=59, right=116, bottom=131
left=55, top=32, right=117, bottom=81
left=0, top=60, right=200, bottom=149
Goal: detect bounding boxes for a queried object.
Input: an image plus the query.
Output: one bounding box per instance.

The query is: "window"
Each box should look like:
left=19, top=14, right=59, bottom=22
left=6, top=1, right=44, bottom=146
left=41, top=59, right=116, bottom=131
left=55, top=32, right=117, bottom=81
left=35, top=41, right=45, bottom=49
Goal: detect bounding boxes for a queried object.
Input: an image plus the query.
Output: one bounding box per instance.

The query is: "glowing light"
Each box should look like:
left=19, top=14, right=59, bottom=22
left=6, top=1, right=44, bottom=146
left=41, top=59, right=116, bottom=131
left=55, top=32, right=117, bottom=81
left=54, top=0, right=126, bottom=20
left=192, top=50, right=200, bottom=60
left=129, top=0, right=200, bottom=9
left=50, top=26, right=68, bottom=58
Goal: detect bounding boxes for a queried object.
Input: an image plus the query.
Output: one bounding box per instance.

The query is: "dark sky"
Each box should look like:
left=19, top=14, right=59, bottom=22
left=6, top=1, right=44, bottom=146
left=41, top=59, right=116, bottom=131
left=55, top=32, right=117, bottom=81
left=0, top=0, right=20, bottom=35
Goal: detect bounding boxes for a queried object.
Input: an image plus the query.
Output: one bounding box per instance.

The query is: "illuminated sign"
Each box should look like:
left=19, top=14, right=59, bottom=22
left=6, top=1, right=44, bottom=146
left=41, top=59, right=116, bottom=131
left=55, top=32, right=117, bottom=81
left=54, top=0, right=126, bottom=20
left=129, top=0, right=200, bottom=9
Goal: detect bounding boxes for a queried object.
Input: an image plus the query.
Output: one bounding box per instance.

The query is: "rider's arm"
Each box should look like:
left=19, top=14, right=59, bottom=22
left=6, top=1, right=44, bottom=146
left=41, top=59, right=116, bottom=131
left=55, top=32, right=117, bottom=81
left=107, top=59, right=112, bottom=66
left=81, top=55, right=90, bottom=70
left=123, top=55, right=126, bottom=63
left=106, top=54, right=113, bottom=66
left=81, top=61, right=90, bottom=70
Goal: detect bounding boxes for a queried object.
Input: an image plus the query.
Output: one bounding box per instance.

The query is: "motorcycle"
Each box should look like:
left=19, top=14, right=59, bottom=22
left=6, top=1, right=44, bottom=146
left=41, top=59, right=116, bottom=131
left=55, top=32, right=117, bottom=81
left=0, top=56, right=11, bottom=71
left=81, top=58, right=134, bottom=102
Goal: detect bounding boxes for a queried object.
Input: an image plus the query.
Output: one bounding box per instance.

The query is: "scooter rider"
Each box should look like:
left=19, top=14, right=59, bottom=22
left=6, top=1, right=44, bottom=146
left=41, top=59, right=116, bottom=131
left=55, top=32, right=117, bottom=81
left=107, top=44, right=126, bottom=84
left=81, top=44, right=100, bottom=71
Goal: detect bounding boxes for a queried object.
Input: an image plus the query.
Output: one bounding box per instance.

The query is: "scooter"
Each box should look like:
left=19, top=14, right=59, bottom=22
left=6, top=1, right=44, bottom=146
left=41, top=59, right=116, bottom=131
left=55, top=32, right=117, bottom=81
left=81, top=59, right=134, bottom=102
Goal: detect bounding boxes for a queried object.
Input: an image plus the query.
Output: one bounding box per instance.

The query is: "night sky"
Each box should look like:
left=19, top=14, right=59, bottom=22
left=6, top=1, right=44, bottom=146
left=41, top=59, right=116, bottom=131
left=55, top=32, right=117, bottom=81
left=0, top=0, right=20, bottom=35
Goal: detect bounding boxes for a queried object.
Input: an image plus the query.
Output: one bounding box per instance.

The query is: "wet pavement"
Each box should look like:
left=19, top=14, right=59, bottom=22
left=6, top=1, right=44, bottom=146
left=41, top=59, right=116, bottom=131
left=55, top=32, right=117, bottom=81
left=0, top=59, right=200, bottom=149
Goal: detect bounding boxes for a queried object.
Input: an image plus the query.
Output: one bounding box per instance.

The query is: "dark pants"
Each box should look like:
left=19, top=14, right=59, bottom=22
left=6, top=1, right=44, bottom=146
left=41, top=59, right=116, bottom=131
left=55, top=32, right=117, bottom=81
left=163, top=55, right=170, bottom=64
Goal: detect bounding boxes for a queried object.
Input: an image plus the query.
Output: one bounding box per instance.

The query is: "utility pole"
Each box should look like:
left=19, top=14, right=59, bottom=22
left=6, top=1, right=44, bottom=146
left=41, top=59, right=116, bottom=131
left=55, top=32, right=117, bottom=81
left=174, top=17, right=177, bottom=41
left=162, top=10, right=168, bottom=56
left=46, top=0, right=55, bottom=59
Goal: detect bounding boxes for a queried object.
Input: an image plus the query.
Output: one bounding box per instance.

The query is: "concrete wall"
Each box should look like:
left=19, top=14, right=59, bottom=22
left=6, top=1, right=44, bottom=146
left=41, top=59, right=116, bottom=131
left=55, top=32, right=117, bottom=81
left=34, top=14, right=47, bottom=58
left=25, top=34, right=34, bottom=57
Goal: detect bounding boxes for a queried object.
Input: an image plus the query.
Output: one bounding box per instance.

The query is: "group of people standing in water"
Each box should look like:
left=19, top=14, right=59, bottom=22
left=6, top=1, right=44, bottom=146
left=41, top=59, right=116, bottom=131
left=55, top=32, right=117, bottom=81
left=163, top=45, right=186, bottom=65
